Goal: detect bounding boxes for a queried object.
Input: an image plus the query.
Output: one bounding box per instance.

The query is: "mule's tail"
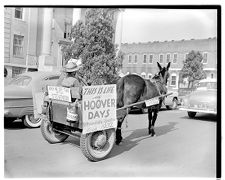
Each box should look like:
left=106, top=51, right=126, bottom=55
left=117, top=77, right=124, bottom=108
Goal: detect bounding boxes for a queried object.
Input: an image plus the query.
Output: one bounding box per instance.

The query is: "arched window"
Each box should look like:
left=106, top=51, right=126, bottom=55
left=128, top=55, right=132, bottom=64
left=134, top=55, right=138, bottom=64
left=141, top=72, right=146, bottom=79
left=148, top=73, right=152, bottom=79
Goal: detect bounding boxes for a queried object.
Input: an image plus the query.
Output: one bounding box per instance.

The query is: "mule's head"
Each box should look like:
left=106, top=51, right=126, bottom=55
left=156, top=62, right=170, bottom=85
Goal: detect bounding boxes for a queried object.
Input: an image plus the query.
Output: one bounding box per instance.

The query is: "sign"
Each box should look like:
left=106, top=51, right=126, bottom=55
left=82, top=84, right=117, bottom=134
left=48, top=86, right=71, bottom=102
left=145, top=97, right=159, bottom=107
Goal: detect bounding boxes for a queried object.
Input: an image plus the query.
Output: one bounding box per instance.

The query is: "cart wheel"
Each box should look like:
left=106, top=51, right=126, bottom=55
left=40, top=117, right=69, bottom=144
left=23, top=114, right=42, bottom=128
left=187, top=111, right=197, bottom=118
left=80, top=128, right=116, bottom=161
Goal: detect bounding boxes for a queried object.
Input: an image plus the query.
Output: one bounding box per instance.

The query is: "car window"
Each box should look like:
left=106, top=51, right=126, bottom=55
left=8, top=76, right=32, bottom=86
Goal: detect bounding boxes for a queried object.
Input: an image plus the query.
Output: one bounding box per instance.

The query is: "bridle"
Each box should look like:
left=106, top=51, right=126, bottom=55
left=152, top=70, right=169, bottom=96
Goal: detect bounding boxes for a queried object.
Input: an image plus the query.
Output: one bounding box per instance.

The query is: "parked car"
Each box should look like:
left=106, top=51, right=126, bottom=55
left=179, top=78, right=217, bottom=118
left=4, top=71, right=60, bottom=127
left=163, top=90, right=180, bottom=110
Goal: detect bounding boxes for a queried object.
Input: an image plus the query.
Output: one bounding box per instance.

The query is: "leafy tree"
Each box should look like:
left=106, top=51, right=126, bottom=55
left=62, top=8, right=122, bottom=85
left=180, top=50, right=206, bottom=88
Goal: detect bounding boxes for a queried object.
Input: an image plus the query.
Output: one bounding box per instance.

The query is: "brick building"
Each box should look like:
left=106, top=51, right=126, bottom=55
left=120, top=37, right=217, bottom=91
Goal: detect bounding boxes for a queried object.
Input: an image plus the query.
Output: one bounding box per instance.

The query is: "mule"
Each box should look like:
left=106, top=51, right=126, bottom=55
left=116, top=62, right=171, bottom=145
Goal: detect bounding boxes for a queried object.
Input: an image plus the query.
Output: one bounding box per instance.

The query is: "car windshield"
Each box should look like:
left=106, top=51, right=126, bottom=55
left=197, top=82, right=217, bottom=90
left=8, top=76, right=32, bottom=86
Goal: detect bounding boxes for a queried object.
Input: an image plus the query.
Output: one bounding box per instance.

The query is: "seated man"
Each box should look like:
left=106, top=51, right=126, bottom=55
left=57, top=59, right=83, bottom=101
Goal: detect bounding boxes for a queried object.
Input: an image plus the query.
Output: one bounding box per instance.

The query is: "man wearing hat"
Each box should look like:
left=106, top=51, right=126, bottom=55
left=57, top=59, right=83, bottom=101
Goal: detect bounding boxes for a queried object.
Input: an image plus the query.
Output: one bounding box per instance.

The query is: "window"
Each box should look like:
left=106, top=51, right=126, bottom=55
left=148, top=73, right=152, bottom=79
left=173, top=53, right=177, bottom=63
left=166, top=54, right=170, bottom=63
left=143, top=54, right=147, bottom=63
left=15, top=8, right=23, bottom=19
left=185, top=53, right=188, bottom=60
left=128, top=55, right=132, bottom=64
left=203, top=52, right=208, bottom=64
left=170, top=75, right=177, bottom=86
left=64, top=22, right=72, bottom=39
left=9, top=75, right=31, bottom=86
left=11, top=67, right=25, bottom=78
left=13, top=35, right=24, bottom=57
left=149, top=54, right=153, bottom=64
left=159, top=54, right=163, bottom=64
left=211, top=73, right=214, bottom=79
left=134, top=55, right=137, bottom=64
left=141, top=72, right=146, bottom=79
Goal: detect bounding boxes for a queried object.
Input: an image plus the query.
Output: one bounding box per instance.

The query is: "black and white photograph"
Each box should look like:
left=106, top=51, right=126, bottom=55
left=3, top=5, right=221, bottom=178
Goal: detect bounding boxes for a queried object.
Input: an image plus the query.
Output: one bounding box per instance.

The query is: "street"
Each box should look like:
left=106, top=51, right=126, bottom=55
left=4, top=109, right=216, bottom=177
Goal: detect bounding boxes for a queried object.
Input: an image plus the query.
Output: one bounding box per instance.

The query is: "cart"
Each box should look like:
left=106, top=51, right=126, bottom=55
left=40, top=84, right=172, bottom=161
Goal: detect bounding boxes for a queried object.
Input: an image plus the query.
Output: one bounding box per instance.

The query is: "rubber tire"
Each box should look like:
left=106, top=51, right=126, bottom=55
left=166, top=99, right=178, bottom=110
left=23, top=114, right=42, bottom=128
left=80, top=128, right=116, bottom=162
left=40, top=118, right=69, bottom=144
left=188, top=111, right=197, bottom=118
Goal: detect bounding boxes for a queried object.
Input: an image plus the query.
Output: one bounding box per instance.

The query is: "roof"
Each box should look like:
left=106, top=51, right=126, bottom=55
left=121, top=38, right=217, bottom=54
left=199, top=78, right=217, bottom=83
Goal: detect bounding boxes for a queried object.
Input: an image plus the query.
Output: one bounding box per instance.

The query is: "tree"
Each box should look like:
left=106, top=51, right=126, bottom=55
left=180, top=50, right=206, bottom=88
left=62, top=8, right=122, bottom=85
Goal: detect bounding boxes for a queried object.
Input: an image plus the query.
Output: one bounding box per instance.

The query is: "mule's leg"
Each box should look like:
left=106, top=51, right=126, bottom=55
left=148, top=108, right=153, bottom=135
left=151, top=109, right=159, bottom=136
left=116, top=118, right=124, bottom=145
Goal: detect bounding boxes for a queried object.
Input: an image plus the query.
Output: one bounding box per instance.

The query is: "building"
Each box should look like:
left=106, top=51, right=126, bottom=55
left=4, top=7, right=75, bottom=77
left=120, top=38, right=217, bottom=90
left=4, top=7, right=122, bottom=78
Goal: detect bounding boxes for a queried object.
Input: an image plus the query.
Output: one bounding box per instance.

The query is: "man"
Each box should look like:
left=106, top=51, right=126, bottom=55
left=57, top=59, right=83, bottom=101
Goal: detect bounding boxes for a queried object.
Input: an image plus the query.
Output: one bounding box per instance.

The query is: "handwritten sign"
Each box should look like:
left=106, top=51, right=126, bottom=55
left=82, top=84, right=117, bottom=134
left=47, top=86, right=71, bottom=102
left=145, top=97, right=159, bottom=107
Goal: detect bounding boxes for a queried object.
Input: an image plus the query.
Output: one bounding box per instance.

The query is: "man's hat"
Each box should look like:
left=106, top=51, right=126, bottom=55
left=63, top=59, right=82, bottom=73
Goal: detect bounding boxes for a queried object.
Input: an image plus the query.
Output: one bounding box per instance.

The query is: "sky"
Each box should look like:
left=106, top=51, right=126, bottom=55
left=115, top=9, right=217, bottom=44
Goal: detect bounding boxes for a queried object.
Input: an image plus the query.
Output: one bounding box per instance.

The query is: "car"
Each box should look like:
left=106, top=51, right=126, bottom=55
left=163, top=90, right=180, bottom=110
left=179, top=78, right=217, bottom=118
left=4, top=71, right=60, bottom=127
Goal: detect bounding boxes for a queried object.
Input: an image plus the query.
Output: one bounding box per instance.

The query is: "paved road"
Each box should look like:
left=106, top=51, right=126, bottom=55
left=4, top=109, right=217, bottom=177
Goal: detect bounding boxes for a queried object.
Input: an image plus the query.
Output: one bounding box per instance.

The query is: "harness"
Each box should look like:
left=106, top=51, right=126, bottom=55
left=151, top=78, right=167, bottom=107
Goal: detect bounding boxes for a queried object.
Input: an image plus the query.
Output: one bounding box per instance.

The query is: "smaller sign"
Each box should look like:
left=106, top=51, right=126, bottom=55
left=48, top=86, right=71, bottom=102
left=67, top=108, right=78, bottom=121
left=145, top=97, right=159, bottom=107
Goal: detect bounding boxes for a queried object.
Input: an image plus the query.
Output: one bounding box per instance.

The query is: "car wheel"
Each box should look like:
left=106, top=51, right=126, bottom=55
left=187, top=111, right=197, bottom=118
left=23, top=114, right=42, bottom=128
left=80, top=128, right=116, bottom=161
left=40, top=117, right=69, bottom=144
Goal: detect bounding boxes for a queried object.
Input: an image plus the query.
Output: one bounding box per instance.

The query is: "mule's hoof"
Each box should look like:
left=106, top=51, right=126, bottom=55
left=115, top=138, right=122, bottom=145
left=115, top=140, right=121, bottom=145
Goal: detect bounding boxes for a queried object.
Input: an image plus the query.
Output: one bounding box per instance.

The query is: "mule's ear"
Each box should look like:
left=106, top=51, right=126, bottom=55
left=167, top=62, right=171, bottom=70
left=157, top=62, right=162, bottom=71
